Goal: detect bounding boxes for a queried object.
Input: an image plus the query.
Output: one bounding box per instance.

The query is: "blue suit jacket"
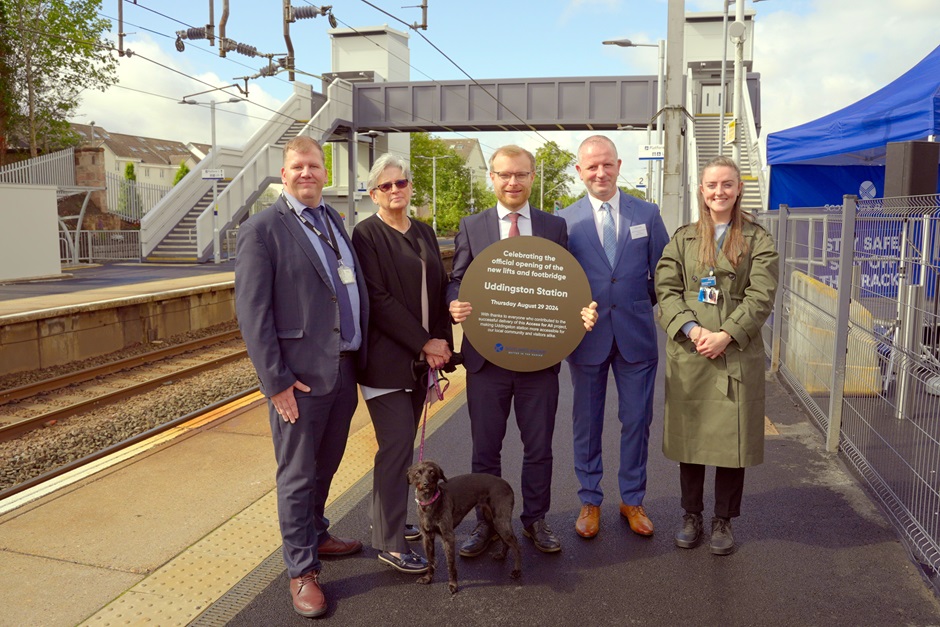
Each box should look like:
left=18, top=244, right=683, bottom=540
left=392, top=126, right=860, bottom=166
left=235, top=196, right=369, bottom=397
left=446, top=205, right=568, bottom=374
left=560, top=191, right=668, bottom=366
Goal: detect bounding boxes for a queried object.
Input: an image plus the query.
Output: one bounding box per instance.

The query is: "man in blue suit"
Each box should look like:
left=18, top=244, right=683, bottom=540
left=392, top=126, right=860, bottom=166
left=448, top=144, right=597, bottom=555
left=559, top=135, right=669, bottom=540
left=235, top=136, right=366, bottom=618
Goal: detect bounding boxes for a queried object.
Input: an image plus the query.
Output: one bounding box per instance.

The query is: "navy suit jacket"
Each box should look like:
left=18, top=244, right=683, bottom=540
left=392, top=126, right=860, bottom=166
left=446, top=205, right=568, bottom=374
left=559, top=191, right=668, bottom=366
left=235, top=195, right=369, bottom=397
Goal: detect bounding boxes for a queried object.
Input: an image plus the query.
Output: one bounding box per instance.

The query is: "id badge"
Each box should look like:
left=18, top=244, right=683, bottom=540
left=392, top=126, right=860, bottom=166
left=698, top=275, right=719, bottom=305
left=337, top=263, right=356, bottom=285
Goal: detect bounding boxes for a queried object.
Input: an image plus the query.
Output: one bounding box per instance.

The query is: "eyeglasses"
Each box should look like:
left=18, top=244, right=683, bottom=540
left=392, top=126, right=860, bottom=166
left=373, top=178, right=410, bottom=193
left=492, top=171, right=532, bottom=182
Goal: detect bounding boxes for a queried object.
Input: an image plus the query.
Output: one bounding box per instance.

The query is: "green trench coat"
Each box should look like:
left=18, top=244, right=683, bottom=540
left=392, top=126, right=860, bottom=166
left=654, top=221, right=779, bottom=468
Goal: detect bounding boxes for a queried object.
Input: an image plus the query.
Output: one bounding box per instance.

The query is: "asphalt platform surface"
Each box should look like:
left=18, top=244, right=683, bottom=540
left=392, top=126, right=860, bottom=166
left=227, top=355, right=940, bottom=626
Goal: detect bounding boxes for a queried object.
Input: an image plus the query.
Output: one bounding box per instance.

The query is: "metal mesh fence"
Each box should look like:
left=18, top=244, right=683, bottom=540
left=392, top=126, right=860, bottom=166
left=768, top=195, right=940, bottom=582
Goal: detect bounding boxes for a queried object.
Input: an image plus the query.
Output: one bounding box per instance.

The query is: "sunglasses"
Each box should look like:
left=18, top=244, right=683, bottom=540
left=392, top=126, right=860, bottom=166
left=373, top=178, right=410, bottom=193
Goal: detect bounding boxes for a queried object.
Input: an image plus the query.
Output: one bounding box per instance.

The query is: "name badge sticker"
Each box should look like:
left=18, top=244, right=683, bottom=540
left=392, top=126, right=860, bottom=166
left=629, top=224, right=648, bottom=239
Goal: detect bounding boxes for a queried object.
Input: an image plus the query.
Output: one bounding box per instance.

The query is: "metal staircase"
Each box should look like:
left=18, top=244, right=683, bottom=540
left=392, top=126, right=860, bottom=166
left=146, top=120, right=307, bottom=262
left=692, top=114, right=763, bottom=216
left=140, top=80, right=350, bottom=263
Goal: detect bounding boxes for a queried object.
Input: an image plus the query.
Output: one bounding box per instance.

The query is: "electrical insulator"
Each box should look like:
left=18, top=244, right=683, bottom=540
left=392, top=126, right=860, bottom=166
left=292, top=5, right=331, bottom=20
left=220, top=40, right=259, bottom=57
left=176, top=27, right=207, bottom=41
left=259, top=63, right=279, bottom=77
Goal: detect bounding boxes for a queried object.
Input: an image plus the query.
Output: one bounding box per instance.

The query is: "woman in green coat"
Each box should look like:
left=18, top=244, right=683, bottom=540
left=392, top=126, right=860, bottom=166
left=654, top=155, right=778, bottom=555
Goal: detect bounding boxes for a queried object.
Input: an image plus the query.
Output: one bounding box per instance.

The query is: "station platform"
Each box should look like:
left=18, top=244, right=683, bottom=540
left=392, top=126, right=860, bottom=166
left=1, top=262, right=939, bottom=626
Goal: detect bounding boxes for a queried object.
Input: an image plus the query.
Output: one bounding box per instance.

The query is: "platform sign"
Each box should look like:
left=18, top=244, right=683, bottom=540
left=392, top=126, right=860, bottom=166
left=724, top=119, right=737, bottom=146
left=202, top=168, right=225, bottom=180
left=638, top=144, right=664, bottom=161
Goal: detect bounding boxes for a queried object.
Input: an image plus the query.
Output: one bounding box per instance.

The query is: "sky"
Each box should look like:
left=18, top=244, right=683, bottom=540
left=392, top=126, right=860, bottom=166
left=76, top=0, right=940, bottom=189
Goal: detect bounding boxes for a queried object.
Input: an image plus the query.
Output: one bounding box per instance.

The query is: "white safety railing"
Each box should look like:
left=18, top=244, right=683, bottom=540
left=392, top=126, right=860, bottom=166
left=105, top=172, right=172, bottom=223
left=741, top=85, right=767, bottom=211
left=0, top=147, right=75, bottom=186
left=59, top=230, right=142, bottom=263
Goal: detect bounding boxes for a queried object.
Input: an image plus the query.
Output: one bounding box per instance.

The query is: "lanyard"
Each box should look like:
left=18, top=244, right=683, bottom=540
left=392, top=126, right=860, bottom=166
left=296, top=206, right=342, bottom=261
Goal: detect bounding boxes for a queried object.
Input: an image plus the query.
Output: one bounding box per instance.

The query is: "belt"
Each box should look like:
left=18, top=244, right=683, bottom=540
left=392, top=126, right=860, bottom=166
left=339, top=350, right=357, bottom=359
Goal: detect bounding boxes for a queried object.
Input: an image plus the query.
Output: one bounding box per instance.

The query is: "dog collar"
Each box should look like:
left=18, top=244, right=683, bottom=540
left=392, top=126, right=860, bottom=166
left=415, top=489, right=441, bottom=507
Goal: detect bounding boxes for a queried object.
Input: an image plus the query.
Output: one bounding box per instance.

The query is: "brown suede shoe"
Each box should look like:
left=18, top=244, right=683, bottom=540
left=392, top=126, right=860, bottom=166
left=317, top=534, right=363, bottom=557
left=290, top=570, right=326, bottom=618
left=575, top=504, right=600, bottom=538
left=620, top=503, right=654, bottom=536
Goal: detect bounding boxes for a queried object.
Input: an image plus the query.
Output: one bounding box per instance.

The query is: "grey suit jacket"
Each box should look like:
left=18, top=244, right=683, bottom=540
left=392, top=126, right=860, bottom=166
left=235, top=195, right=368, bottom=397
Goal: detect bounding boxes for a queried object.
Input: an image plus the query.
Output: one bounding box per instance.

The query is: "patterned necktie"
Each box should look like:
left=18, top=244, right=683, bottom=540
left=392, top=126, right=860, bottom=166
left=601, top=202, right=616, bottom=265
left=507, top=212, right=521, bottom=238
left=304, top=207, right=355, bottom=343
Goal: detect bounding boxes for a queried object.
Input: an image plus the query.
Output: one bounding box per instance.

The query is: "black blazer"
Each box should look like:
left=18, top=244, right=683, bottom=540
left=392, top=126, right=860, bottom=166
left=352, top=214, right=452, bottom=389
left=446, top=205, right=569, bottom=374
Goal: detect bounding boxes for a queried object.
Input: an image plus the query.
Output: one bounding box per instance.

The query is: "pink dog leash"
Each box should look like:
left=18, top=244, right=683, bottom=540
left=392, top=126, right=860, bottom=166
left=417, top=366, right=449, bottom=462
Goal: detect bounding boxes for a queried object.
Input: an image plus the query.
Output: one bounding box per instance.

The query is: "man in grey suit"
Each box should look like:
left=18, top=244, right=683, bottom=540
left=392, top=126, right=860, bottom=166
left=560, top=135, right=669, bottom=541
left=235, top=135, right=366, bottom=618
left=448, top=144, right=597, bottom=556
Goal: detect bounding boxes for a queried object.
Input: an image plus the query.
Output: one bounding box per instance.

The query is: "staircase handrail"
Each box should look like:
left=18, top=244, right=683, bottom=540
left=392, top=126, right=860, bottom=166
left=192, top=78, right=355, bottom=259
left=741, top=85, right=767, bottom=211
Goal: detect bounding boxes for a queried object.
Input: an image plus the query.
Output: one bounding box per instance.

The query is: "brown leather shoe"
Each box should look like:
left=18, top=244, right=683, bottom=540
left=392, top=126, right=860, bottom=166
left=317, top=534, right=363, bottom=557
left=290, top=570, right=326, bottom=618
left=620, top=503, right=654, bottom=536
left=575, top=504, right=600, bottom=538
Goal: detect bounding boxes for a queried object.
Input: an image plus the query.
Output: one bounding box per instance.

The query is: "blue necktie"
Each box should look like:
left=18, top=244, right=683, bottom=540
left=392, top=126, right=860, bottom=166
left=601, top=202, right=616, bottom=266
left=304, top=207, right=355, bottom=343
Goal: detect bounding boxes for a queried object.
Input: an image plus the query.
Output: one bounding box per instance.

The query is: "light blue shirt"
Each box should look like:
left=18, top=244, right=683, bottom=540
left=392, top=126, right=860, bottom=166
left=283, top=191, right=362, bottom=351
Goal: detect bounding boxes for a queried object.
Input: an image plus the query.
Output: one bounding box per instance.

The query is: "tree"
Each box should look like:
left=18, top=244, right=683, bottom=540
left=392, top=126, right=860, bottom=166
left=173, top=161, right=190, bottom=186
left=1, top=0, right=117, bottom=157
left=532, top=141, right=576, bottom=212
left=323, top=143, right=333, bottom=186
left=410, top=132, right=477, bottom=235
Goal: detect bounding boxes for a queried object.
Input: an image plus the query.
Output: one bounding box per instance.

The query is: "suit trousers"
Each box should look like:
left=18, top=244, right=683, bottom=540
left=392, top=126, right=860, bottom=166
left=568, top=340, right=657, bottom=506
left=679, top=462, right=746, bottom=519
left=269, top=354, right=358, bottom=578
left=365, top=386, right=426, bottom=553
left=466, top=361, right=559, bottom=527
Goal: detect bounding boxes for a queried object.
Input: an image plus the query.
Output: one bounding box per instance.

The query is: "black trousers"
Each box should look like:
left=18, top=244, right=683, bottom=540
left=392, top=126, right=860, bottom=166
left=466, top=361, right=558, bottom=527
left=679, top=462, right=746, bottom=519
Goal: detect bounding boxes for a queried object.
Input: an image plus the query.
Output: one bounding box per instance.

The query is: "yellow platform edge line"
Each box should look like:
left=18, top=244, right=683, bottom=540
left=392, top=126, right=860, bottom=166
left=80, top=370, right=467, bottom=626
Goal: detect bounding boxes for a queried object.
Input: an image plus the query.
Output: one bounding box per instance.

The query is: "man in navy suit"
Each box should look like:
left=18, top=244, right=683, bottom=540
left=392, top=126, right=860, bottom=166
left=235, top=136, right=366, bottom=618
left=559, top=135, right=669, bottom=540
left=448, top=145, right=596, bottom=555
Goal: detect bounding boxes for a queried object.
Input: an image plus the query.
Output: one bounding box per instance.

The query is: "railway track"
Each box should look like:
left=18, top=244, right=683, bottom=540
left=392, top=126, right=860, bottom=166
left=0, top=330, right=247, bottom=442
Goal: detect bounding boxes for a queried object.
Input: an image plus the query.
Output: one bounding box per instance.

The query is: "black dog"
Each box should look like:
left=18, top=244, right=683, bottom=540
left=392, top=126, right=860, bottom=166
left=407, top=460, right=522, bottom=593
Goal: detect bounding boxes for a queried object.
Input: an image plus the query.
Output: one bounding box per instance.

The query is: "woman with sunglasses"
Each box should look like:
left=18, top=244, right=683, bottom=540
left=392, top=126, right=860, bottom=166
left=352, top=153, right=453, bottom=574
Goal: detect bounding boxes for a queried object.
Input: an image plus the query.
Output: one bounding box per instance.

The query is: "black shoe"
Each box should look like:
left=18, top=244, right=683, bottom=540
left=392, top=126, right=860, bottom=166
left=674, top=512, right=703, bottom=549
left=378, top=550, right=429, bottom=574
left=522, top=519, right=561, bottom=553
left=459, top=521, right=496, bottom=557
left=404, top=523, right=422, bottom=542
left=710, top=517, right=735, bottom=555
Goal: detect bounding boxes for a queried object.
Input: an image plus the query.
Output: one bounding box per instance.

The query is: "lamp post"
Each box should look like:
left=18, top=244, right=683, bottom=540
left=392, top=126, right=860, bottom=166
left=722, top=0, right=769, bottom=161
left=602, top=38, right=665, bottom=207
left=414, top=154, right=457, bottom=235
left=180, top=95, right=241, bottom=263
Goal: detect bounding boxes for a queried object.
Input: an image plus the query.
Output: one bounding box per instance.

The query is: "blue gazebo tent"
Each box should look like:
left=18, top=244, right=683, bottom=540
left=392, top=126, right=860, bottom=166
left=766, top=44, right=940, bottom=210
